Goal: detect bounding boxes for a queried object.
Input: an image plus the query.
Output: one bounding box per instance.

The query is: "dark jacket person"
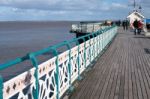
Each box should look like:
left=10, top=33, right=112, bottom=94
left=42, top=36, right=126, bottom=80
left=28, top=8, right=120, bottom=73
left=133, top=19, right=139, bottom=35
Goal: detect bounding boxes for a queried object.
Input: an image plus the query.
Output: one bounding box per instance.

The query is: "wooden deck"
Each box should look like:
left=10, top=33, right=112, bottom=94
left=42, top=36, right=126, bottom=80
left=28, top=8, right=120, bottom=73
left=70, top=28, right=150, bottom=99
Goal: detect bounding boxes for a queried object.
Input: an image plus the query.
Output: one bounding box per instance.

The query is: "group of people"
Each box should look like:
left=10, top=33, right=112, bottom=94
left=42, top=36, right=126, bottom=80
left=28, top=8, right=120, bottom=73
left=121, top=19, right=143, bottom=35
left=132, top=19, right=143, bottom=35
left=107, top=20, right=143, bottom=35
left=114, top=20, right=129, bottom=30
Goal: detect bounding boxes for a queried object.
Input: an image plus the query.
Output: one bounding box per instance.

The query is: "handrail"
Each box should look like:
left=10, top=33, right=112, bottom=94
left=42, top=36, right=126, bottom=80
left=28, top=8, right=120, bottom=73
left=0, top=25, right=118, bottom=99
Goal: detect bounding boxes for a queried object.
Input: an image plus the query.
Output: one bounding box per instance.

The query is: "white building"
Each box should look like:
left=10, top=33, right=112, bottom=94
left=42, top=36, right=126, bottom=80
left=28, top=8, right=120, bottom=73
left=127, top=11, right=145, bottom=27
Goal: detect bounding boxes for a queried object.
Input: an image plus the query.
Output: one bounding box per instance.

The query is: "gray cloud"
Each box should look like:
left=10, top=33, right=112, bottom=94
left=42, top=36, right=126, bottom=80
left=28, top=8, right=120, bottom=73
left=0, top=0, right=127, bottom=11
left=141, top=0, right=150, bottom=7
left=0, top=0, right=96, bottom=10
left=0, top=0, right=149, bottom=21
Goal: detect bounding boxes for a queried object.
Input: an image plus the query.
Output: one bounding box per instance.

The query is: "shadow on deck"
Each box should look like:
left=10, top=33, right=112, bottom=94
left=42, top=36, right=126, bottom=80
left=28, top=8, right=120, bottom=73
left=69, top=28, right=150, bottom=99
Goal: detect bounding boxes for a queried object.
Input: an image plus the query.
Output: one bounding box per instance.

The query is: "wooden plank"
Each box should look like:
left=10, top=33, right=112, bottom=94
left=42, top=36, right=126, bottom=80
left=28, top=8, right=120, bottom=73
left=123, top=39, right=129, bottom=99
left=136, top=38, right=150, bottom=99
left=130, top=39, right=139, bottom=99
left=137, top=41, right=148, bottom=99
left=128, top=38, right=133, bottom=99
left=113, top=39, right=124, bottom=99
left=141, top=50, right=150, bottom=99
left=105, top=49, right=120, bottom=99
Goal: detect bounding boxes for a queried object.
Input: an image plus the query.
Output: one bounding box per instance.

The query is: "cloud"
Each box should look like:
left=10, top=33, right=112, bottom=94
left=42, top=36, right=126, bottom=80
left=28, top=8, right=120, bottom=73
left=0, top=0, right=125, bottom=11
left=0, top=0, right=149, bottom=21
left=128, top=0, right=150, bottom=8
left=112, top=3, right=127, bottom=9
left=141, top=0, right=150, bottom=7
left=0, top=0, right=95, bottom=10
left=0, top=0, right=61, bottom=10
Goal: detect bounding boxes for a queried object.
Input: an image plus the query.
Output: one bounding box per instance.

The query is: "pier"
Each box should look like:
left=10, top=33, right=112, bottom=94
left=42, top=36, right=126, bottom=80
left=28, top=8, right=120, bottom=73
left=1, top=25, right=150, bottom=99
left=70, top=28, right=150, bottom=99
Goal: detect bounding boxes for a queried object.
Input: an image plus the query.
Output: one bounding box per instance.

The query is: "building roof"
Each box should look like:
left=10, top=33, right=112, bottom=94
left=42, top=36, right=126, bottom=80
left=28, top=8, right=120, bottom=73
left=127, top=11, right=145, bottom=19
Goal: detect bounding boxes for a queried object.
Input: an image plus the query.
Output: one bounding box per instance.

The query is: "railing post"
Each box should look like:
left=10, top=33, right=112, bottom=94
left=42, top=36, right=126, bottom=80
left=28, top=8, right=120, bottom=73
left=100, top=32, right=102, bottom=52
left=64, top=41, right=74, bottom=93
left=52, top=41, right=76, bottom=96
left=102, top=29, right=104, bottom=50
left=91, top=34, right=96, bottom=59
left=77, top=40, right=82, bottom=80
left=95, top=33, right=99, bottom=57
left=96, top=32, right=100, bottom=55
left=0, top=75, right=3, bottom=99
left=29, top=53, right=39, bottom=99
left=82, top=38, right=86, bottom=68
left=48, top=47, right=60, bottom=99
left=42, top=47, right=60, bottom=99
left=55, top=55, right=59, bottom=99
left=77, top=37, right=86, bottom=69
left=73, top=38, right=83, bottom=81
left=98, top=31, right=102, bottom=54
left=103, top=29, right=106, bottom=47
left=87, top=35, right=91, bottom=64
left=68, top=38, right=85, bottom=81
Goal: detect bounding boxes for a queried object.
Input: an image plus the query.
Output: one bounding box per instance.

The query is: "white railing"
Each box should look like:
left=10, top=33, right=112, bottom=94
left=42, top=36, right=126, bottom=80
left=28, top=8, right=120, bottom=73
left=0, top=25, right=118, bottom=99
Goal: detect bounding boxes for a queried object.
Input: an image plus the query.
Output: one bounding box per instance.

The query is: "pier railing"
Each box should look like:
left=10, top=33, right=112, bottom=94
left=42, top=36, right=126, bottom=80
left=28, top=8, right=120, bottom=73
left=0, top=25, right=118, bottom=99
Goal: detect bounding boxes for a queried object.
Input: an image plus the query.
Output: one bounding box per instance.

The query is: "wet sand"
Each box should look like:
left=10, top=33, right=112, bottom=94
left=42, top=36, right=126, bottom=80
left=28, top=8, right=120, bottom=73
left=0, top=21, right=77, bottom=81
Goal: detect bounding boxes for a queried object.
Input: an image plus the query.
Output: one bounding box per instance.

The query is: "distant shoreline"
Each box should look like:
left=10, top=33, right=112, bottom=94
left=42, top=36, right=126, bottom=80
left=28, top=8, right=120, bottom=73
left=0, top=20, right=104, bottom=23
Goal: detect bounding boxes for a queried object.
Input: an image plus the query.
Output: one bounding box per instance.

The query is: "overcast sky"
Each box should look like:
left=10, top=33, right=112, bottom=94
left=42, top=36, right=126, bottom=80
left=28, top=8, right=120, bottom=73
left=0, top=0, right=149, bottom=21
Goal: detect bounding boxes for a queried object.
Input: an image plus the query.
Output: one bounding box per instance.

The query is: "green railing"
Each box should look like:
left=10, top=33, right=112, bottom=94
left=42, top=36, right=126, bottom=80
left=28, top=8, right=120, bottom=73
left=0, top=25, right=118, bottom=99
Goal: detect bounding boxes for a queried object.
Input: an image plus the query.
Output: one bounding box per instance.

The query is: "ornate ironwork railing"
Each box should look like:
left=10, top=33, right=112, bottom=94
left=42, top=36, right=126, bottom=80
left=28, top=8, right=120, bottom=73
left=0, top=25, right=118, bottom=99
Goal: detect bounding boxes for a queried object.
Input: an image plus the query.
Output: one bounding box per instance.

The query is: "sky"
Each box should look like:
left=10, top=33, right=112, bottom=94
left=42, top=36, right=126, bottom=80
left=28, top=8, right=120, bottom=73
left=0, top=0, right=149, bottom=21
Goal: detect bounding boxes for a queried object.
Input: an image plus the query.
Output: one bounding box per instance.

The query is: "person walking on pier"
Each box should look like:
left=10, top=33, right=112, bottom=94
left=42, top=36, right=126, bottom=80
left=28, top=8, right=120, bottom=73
left=125, top=20, right=129, bottom=30
left=122, top=20, right=129, bottom=30
left=138, top=20, right=143, bottom=35
left=122, top=21, right=126, bottom=30
left=133, top=19, right=139, bottom=35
